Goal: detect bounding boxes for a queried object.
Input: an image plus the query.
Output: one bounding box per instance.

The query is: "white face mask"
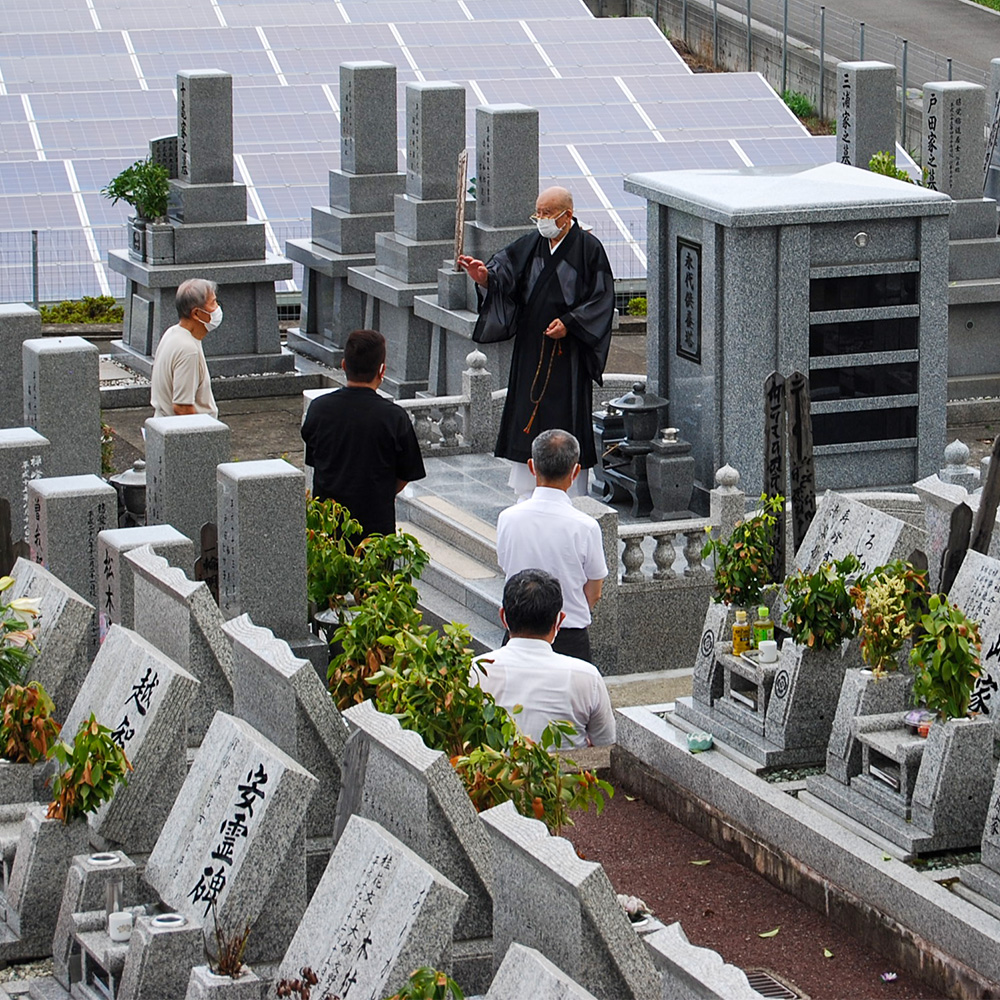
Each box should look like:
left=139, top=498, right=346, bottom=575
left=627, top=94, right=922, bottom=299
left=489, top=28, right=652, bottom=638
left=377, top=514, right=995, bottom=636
left=536, top=215, right=564, bottom=239
left=201, top=305, right=223, bottom=331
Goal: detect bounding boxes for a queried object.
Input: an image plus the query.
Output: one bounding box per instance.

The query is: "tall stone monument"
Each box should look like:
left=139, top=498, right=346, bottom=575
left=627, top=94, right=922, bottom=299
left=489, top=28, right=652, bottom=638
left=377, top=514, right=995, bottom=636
left=286, top=61, right=405, bottom=367
left=108, top=70, right=294, bottom=378
left=836, top=62, right=896, bottom=169
left=413, top=103, right=538, bottom=394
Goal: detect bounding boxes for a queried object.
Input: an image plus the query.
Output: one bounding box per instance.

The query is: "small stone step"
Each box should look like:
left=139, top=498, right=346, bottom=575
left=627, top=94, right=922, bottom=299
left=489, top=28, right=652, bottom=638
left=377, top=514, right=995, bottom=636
left=416, top=578, right=504, bottom=654
left=398, top=521, right=495, bottom=580
left=398, top=494, right=499, bottom=569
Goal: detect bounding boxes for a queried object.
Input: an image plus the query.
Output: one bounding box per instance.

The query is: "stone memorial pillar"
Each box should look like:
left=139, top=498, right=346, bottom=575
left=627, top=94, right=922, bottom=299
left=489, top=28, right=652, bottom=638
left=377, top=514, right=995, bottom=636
left=22, top=337, right=100, bottom=477
left=286, top=61, right=405, bottom=366
left=109, top=70, right=293, bottom=379
left=415, top=103, right=539, bottom=394
left=28, top=474, right=116, bottom=653
left=986, top=58, right=1000, bottom=202
left=144, top=413, right=230, bottom=558
left=0, top=306, right=40, bottom=429
left=0, top=428, right=48, bottom=547
left=836, top=61, right=896, bottom=170
left=217, top=460, right=324, bottom=666
left=97, top=525, right=194, bottom=637
left=924, top=81, right=985, bottom=201
left=349, top=81, right=467, bottom=397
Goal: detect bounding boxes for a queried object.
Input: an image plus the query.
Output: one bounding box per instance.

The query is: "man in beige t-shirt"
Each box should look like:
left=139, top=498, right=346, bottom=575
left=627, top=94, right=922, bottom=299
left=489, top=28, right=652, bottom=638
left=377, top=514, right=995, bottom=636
left=150, top=278, right=222, bottom=419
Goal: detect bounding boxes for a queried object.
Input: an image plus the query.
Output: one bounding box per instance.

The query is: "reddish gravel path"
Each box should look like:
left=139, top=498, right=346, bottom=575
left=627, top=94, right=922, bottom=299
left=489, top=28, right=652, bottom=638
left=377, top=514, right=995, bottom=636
left=568, top=788, right=941, bottom=1000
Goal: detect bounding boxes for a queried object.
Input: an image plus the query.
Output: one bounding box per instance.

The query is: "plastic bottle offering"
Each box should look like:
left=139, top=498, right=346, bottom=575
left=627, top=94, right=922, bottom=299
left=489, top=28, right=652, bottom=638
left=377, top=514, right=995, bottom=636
left=752, top=606, right=774, bottom=650
left=732, top=610, right=751, bottom=655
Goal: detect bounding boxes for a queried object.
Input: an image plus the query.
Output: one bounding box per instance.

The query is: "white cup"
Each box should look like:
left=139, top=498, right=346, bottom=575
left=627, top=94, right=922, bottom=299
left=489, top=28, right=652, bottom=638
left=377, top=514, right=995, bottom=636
left=108, top=910, right=133, bottom=942
left=758, top=639, right=778, bottom=663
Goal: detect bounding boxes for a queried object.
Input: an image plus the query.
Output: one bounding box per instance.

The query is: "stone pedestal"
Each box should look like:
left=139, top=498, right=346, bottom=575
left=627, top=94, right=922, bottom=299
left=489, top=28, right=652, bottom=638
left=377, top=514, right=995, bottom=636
left=0, top=428, right=48, bottom=546
left=0, top=305, right=40, bottom=429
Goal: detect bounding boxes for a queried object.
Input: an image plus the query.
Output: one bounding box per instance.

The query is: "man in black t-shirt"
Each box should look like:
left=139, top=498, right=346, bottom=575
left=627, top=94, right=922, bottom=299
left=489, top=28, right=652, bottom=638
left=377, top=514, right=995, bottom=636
left=301, top=329, right=426, bottom=538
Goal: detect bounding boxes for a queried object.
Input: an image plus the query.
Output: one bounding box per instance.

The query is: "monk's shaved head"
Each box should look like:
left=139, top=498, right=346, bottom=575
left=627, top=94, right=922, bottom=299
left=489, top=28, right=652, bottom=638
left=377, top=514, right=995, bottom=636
left=535, top=186, right=573, bottom=217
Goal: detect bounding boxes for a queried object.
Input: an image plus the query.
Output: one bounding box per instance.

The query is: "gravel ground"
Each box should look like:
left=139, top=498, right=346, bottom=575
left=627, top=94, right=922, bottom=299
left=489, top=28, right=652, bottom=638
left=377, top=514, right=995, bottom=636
left=568, top=787, right=941, bottom=1000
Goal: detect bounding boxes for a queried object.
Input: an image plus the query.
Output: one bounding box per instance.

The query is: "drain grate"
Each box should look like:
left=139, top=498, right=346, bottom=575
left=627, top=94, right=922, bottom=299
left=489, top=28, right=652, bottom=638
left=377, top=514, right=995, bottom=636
left=744, top=968, right=805, bottom=999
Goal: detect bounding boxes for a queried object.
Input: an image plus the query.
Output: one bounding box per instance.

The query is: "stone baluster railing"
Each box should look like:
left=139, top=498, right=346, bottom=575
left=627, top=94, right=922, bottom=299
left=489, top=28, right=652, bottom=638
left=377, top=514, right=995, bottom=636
left=618, top=518, right=713, bottom=584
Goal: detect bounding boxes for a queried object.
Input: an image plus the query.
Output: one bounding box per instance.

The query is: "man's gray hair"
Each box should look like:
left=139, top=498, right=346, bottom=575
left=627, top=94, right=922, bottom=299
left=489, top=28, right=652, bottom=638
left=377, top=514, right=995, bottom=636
left=176, top=278, right=218, bottom=320
left=531, top=428, right=580, bottom=480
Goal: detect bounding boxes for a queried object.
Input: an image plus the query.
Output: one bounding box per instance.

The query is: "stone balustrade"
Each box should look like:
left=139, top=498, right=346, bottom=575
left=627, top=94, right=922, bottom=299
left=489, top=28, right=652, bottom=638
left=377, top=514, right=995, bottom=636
left=618, top=517, right=713, bottom=584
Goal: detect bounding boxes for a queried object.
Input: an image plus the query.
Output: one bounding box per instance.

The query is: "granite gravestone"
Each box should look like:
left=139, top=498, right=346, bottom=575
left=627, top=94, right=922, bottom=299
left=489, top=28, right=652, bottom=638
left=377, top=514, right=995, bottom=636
left=286, top=61, right=405, bottom=367
left=109, top=69, right=294, bottom=379
left=279, top=814, right=467, bottom=1000
left=414, top=103, right=538, bottom=395
left=337, top=701, right=494, bottom=989
left=22, top=337, right=101, bottom=477
left=143, top=712, right=317, bottom=963
left=144, top=414, right=230, bottom=561
left=0, top=305, right=40, bottom=429
left=960, top=765, right=1000, bottom=906
left=0, top=428, right=47, bottom=548
left=923, top=81, right=985, bottom=202
left=480, top=801, right=661, bottom=1000
left=485, top=943, right=600, bottom=1000
left=349, top=81, right=467, bottom=397
left=97, top=524, right=194, bottom=638
left=225, top=613, right=346, bottom=880
left=9, top=557, right=95, bottom=719
left=62, top=624, right=199, bottom=853
left=125, top=545, right=233, bottom=747
left=28, top=473, right=116, bottom=657
left=835, top=62, right=896, bottom=170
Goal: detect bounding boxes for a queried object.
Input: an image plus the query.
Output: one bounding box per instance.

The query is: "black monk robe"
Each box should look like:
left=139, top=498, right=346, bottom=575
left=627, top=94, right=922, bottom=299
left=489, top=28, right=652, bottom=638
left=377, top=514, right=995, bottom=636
left=472, top=220, right=615, bottom=467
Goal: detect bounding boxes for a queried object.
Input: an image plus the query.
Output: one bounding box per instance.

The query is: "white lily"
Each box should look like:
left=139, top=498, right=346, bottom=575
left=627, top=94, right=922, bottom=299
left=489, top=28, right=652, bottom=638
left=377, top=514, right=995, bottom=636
left=7, top=597, right=41, bottom=625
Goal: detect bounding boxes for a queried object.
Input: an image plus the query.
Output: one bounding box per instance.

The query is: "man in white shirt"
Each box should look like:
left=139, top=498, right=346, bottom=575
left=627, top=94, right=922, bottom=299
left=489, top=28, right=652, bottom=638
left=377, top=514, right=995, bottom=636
left=495, top=428, right=608, bottom=662
left=472, top=569, right=615, bottom=749
left=150, top=278, right=222, bottom=419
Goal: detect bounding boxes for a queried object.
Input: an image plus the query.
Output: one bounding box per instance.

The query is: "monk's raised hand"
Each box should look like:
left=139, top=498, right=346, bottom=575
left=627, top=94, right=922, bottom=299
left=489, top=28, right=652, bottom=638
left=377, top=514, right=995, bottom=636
left=457, top=255, right=489, bottom=287
left=544, top=318, right=567, bottom=339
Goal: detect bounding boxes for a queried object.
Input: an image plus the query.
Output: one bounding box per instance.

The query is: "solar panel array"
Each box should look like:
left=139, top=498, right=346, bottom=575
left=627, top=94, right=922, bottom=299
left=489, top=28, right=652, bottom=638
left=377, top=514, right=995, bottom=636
left=0, top=0, right=833, bottom=302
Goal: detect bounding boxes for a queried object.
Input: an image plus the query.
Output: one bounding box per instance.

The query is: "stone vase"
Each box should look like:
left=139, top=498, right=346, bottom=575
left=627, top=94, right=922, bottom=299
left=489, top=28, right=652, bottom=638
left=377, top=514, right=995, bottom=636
left=185, top=964, right=261, bottom=1000
left=127, top=218, right=146, bottom=262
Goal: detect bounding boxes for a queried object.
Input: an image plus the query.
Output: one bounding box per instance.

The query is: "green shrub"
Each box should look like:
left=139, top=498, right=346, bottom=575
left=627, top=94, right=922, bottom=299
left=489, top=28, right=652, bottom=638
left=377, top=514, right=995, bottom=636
left=910, top=595, right=982, bottom=720
left=39, top=296, right=124, bottom=324
left=868, top=150, right=913, bottom=184
left=101, top=157, right=169, bottom=220
left=782, top=553, right=861, bottom=650
left=625, top=296, right=647, bottom=317
left=782, top=89, right=816, bottom=118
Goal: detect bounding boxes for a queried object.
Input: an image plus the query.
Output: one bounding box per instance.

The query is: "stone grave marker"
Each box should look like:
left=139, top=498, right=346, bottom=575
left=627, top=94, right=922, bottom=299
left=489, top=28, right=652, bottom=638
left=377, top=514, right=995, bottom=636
left=22, top=337, right=100, bottom=477
left=9, top=556, right=94, bottom=718
left=0, top=428, right=47, bottom=548
left=0, top=305, right=40, bottom=429
left=29, top=473, right=116, bottom=655
left=924, top=81, right=985, bottom=200
left=480, top=801, right=661, bottom=1000
left=225, top=613, right=346, bottom=875
left=836, top=62, right=896, bottom=170
left=144, top=712, right=317, bottom=963
left=279, top=813, right=467, bottom=1000
left=337, top=701, right=494, bottom=989
left=97, top=524, right=194, bottom=639
left=485, top=943, right=600, bottom=1000
left=144, top=414, right=230, bottom=563
left=125, top=545, right=233, bottom=746
left=786, top=369, right=817, bottom=554
left=960, top=766, right=1000, bottom=905
left=62, top=624, right=199, bottom=853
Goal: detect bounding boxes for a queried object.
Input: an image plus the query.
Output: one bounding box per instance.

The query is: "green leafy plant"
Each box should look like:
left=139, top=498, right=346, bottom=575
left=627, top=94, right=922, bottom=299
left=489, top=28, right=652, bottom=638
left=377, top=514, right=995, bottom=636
left=625, top=295, right=647, bottom=316
left=909, top=594, right=981, bottom=720
left=383, top=967, right=465, bottom=1000
left=782, top=553, right=862, bottom=650
left=0, top=682, right=61, bottom=764
left=100, top=420, right=115, bottom=477
left=209, top=901, right=251, bottom=979
left=39, top=296, right=124, bottom=324
left=851, top=560, right=928, bottom=676
left=868, top=150, right=913, bottom=184
left=782, top=89, right=816, bottom=118
left=46, top=714, right=133, bottom=824
left=702, top=494, right=784, bottom=607
left=101, top=157, right=170, bottom=221
left=0, top=574, right=41, bottom=688
left=307, top=495, right=428, bottom=619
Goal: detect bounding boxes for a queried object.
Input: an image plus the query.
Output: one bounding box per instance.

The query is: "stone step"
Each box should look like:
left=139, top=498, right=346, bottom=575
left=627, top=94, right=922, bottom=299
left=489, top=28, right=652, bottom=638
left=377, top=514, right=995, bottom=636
left=949, top=238, right=1000, bottom=282
left=948, top=276, right=1000, bottom=306
left=415, top=576, right=505, bottom=654
left=398, top=493, right=500, bottom=570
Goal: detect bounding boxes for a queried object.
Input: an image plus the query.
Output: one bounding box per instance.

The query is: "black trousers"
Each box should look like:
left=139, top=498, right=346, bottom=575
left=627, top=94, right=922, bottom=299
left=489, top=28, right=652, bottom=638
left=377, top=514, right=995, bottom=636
left=502, top=627, right=592, bottom=662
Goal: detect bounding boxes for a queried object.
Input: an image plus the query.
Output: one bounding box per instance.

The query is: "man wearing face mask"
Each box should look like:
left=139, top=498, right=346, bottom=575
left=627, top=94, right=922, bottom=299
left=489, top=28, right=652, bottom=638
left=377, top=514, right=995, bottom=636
left=150, top=278, right=222, bottom=419
left=457, top=186, right=614, bottom=498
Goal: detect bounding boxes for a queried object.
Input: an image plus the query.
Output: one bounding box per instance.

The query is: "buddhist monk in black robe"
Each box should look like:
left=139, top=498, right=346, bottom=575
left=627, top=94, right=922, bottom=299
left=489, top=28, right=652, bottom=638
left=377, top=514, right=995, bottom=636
left=458, top=187, right=615, bottom=494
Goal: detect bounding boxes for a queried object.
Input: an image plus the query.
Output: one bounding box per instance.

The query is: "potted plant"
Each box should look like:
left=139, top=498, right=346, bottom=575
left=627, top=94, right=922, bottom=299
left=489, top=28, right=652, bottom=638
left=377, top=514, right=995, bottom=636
left=782, top=553, right=862, bottom=652
left=187, top=902, right=260, bottom=998
left=0, top=682, right=61, bottom=804
left=852, top=560, right=928, bottom=678
left=701, top=493, right=784, bottom=609
left=383, top=966, right=465, bottom=1000
left=101, top=157, right=172, bottom=263
left=909, top=594, right=982, bottom=722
